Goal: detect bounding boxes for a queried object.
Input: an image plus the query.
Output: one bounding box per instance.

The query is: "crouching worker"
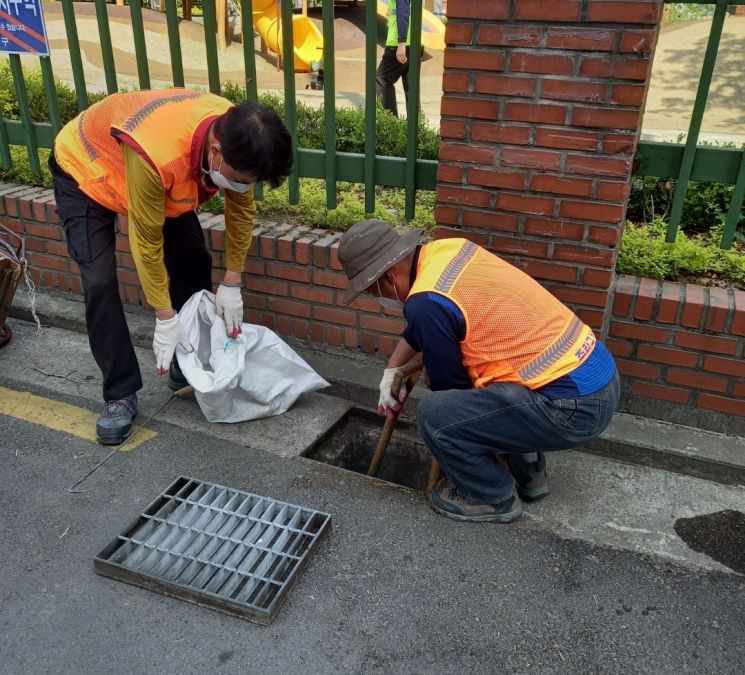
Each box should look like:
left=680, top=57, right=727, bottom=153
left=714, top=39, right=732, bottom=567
left=338, top=220, right=619, bottom=524
left=49, top=89, right=292, bottom=444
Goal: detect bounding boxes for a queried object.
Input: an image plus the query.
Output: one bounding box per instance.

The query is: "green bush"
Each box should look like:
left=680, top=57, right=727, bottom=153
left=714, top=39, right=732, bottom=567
left=0, top=60, right=106, bottom=125
left=221, top=82, right=440, bottom=160
left=617, top=219, right=745, bottom=289
left=626, top=175, right=743, bottom=235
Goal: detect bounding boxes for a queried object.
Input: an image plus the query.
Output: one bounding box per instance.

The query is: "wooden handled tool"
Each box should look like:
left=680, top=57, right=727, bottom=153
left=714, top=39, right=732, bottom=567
left=367, top=357, right=440, bottom=492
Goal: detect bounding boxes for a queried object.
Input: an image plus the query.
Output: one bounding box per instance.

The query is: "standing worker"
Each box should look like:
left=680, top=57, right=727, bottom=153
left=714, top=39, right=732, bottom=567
left=338, top=220, right=620, bottom=524
left=376, top=0, right=412, bottom=116
left=49, top=89, right=292, bottom=445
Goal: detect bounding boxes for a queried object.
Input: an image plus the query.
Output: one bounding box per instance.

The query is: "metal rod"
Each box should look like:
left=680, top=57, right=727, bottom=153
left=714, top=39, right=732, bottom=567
left=39, top=57, right=62, bottom=136
left=201, top=0, right=222, bottom=94
left=666, top=0, right=728, bottom=241
left=165, top=0, right=185, bottom=88
left=0, top=113, right=12, bottom=170
left=721, top=150, right=745, bottom=250
left=240, top=0, right=258, bottom=102
left=363, top=0, right=376, bottom=214
left=94, top=0, right=118, bottom=93
left=129, top=0, right=151, bottom=90
left=404, top=0, right=424, bottom=220
left=9, top=55, right=40, bottom=174
left=280, top=0, right=299, bottom=205
left=65, top=385, right=194, bottom=494
left=322, top=0, right=337, bottom=210
left=60, top=0, right=88, bottom=111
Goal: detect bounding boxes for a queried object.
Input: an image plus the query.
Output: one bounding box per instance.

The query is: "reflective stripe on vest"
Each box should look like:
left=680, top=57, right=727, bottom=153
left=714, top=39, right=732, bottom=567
left=408, top=239, right=596, bottom=389
left=54, top=90, right=232, bottom=216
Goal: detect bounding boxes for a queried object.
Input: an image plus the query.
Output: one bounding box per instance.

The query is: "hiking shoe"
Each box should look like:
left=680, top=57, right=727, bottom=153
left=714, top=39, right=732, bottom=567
left=167, top=357, right=189, bottom=392
left=96, top=395, right=137, bottom=446
left=430, top=477, right=522, bottom=523
left=506, top=452, right=550, bottom=502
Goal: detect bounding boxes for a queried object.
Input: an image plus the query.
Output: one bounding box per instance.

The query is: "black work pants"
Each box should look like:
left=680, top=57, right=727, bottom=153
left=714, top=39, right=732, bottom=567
left=376, top=46, right=410, bottom=116
left=48, top=152, right=212, bottom=402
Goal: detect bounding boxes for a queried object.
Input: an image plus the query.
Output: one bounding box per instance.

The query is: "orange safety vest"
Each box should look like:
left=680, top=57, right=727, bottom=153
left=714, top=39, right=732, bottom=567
left=53, top=89, right=232, bottom=217
left=408, top=239, right=597, bottom=389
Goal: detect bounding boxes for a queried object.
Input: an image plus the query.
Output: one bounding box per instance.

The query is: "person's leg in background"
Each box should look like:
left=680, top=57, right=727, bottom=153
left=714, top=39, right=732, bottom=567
left=162, top=210, right=212, bottom=389
left=49, top=152, right=142, bottom=443
left=376, top=46, right=407, bottom=116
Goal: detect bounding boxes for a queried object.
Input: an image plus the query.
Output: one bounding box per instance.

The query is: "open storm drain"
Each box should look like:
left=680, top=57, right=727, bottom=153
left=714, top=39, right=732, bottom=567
left=94, top=477, right=331, bottom=624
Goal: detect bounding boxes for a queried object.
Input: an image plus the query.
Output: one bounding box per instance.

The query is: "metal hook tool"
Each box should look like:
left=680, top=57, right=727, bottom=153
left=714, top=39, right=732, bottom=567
left=65, top=385, right=194, bottom=494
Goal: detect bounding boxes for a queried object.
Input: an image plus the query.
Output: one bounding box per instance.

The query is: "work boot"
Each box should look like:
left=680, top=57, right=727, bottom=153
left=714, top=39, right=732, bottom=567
left=429, top=477, right=522, bottom=523
left=96, top=395, right=138, bottom=446
left=505, top=452, right=550, bottom=502
left=167, top=357, right=189, bottom=392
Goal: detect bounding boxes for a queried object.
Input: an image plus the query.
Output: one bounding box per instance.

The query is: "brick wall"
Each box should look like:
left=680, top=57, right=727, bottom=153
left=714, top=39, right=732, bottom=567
left=436, top=0, right=662, bottom=331
left=3, top=186, right=743, bottom=433
left=610, top=275, right=745, bottom=435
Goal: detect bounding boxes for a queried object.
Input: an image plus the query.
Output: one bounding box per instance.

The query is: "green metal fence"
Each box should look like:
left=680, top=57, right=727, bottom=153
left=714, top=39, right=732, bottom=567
left=0, top=0, right=743, bottom=246
left=0, top=0, right=436, bottom=220
left=636, top=0, right=745, bottom=249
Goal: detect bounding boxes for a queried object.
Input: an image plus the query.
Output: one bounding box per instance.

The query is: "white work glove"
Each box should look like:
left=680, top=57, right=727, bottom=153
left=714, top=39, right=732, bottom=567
left=153, top=314, right=192, bottom=375
left=216, top=284, right=243, bottom=339
left=378, top=367, right=407, bottom=418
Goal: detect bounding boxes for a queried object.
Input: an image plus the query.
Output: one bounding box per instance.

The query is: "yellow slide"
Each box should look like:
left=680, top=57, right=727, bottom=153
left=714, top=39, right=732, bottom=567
left=252, top=0, right=324, bottom=72
left=377, top=0, right=445, bottom=52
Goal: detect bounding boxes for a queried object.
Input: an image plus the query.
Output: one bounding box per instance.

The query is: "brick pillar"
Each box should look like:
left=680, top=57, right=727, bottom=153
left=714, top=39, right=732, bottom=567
left=436, top=0, right=663, bottom=331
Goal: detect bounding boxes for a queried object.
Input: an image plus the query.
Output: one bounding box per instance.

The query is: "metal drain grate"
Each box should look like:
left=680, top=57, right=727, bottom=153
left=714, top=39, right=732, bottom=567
left=94, top=476, right=331, bottom=624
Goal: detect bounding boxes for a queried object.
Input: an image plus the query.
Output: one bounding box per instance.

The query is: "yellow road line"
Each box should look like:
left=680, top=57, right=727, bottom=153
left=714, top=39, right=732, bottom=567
left=0, top=386, right=157, bottom=451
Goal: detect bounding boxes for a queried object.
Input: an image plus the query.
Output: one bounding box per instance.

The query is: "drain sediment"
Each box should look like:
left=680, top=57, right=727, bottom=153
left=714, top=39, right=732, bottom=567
left=94, top=476, right=331, bottom=624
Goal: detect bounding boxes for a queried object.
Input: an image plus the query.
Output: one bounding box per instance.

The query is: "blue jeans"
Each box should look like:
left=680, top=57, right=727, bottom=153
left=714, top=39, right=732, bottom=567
left=417, top=372, right=620, bottom=504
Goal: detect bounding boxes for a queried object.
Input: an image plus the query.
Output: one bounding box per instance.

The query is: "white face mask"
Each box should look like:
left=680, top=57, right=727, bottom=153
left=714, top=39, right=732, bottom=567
left=377, top=279, right=405, bottom=312
left=209, top=150, right=252, bottom=193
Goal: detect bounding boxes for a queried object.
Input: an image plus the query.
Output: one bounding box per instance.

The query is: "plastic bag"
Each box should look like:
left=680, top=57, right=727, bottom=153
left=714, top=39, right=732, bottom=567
left=176, top=290, right=329, bottom=423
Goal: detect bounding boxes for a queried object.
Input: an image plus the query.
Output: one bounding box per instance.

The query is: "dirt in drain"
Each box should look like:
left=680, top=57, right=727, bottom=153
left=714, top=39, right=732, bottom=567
left=306, top=414, right=432, bottom=491
left=673, top=510, right=745, bottom=574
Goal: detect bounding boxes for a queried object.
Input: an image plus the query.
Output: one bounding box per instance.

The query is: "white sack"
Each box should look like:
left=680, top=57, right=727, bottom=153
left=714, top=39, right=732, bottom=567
left=176, top=290, right=329, bottom=423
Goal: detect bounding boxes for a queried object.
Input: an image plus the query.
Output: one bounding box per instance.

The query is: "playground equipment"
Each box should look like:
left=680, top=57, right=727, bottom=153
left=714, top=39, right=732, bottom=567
left=376, top=0, right=445, bottom=52
left=253, top=0, right=324, bottom=72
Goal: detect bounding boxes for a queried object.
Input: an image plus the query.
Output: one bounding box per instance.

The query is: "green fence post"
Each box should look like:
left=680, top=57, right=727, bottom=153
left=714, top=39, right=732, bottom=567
left=280, top=0, right=299, bottom=205
left=94, top=0, right=118, bottom=93
left=364, top=0, right=377, bottom=214
left=404, top=0, right=423, bottom=220
left=720, top=150, right=745, bottom=250
left=322, top=0, right=336, bottom=210
left=60, top=0, right=89, bottom=111
left=240, top=0, right=258, bottom=102
left=666, top=0, right=728, bottom=242
left=128, top=0, right=151, bottom=89
left=39, top=57, right=62, bottom=136
left=9, top=55, right=40, bottom=174
left=0, top=114, right=12, bottom=171
left=165, top=0, right=185, bottom=88
left=201, top=0, right=222, bottom=94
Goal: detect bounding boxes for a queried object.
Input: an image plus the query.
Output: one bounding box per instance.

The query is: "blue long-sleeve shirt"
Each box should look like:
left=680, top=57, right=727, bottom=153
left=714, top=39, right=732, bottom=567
left=395, top=0, right=410, bottom=44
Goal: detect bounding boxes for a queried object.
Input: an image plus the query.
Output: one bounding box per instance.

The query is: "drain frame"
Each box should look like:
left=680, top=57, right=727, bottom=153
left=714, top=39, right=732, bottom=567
left=94, top=476, right=331, bottom=624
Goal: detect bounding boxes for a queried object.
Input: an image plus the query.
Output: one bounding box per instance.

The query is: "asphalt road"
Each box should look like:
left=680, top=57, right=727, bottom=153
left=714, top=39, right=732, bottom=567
left=1, top=386, right=744, bottom=674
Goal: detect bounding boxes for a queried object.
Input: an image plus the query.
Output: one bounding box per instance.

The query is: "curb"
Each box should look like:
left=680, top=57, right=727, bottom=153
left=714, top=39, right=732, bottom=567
left=10, top=290, right=745, bottom=488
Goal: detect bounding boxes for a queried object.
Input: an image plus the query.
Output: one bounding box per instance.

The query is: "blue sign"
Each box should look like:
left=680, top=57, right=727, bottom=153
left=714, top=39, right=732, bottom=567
left=0, top=0, right=50, bottom=56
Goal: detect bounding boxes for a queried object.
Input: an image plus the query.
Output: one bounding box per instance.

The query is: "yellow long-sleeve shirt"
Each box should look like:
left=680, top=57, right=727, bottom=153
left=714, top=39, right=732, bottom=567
left=123, top=144, right=255, bottom=309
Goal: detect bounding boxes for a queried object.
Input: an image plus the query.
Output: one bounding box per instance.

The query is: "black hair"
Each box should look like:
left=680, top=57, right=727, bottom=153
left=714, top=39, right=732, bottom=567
left=214, top=101, right=293, bottom=188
